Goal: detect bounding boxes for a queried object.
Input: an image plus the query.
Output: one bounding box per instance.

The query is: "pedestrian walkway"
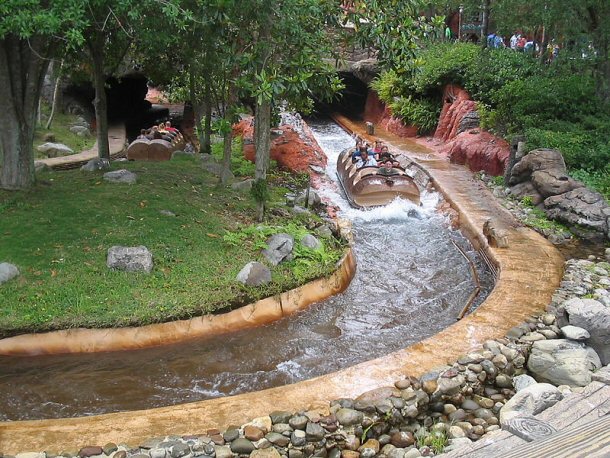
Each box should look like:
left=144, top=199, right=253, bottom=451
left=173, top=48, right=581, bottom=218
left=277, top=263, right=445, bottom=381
left=36, top=124, right=126, bottom=170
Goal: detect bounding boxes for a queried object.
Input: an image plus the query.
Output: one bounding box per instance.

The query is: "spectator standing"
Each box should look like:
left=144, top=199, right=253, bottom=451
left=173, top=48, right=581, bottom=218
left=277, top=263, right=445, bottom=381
left=510, top=33, right=519, bottom=50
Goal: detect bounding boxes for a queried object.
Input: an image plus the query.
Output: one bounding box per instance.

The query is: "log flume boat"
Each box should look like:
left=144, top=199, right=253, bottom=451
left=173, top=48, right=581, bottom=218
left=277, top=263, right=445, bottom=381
left=336, top=148, right=421, bottom=208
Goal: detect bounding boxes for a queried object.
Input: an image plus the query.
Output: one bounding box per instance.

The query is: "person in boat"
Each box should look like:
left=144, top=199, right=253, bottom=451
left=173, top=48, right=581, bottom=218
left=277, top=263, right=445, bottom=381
left=355, top=149, right=377, bottom=168
left=377, top=159, right=400, bottom=176
left=378, top=146, right=400, bottom=168
left=137, top=129, right=147, bottom=140
left=351, top=140, right=364, bottom=162
left=372, top=140, right=383, bottom=158
left=164, top=121, right=179, bottom=135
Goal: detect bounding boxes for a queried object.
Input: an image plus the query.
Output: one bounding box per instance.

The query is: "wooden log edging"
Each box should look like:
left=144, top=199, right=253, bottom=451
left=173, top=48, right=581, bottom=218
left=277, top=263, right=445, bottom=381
left=0, top=248, right=356, bottom=356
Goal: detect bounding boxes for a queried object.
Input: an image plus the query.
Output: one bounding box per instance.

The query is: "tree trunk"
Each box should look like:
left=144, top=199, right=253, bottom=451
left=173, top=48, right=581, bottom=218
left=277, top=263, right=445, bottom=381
left=0, top=36, right=52, bottom=190
left=254, top=98, right=272, bottom=222
left=46, top=60, right=64, bottom=130
left=203, top=85, right=212, bottom=156
left=594, top=37, right=610, bottom=103
left=189, top=70, right=205, bottom=154
left=87, top=31, right=110, bottom=160
left=220, top=82, right=237, bottom=185
left=481, top=0, right=491, bottom=48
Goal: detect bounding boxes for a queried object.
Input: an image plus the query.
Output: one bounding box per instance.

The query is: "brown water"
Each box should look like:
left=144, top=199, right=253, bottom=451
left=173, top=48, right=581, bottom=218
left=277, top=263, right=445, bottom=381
left=0, top=120, right=493, bottom=421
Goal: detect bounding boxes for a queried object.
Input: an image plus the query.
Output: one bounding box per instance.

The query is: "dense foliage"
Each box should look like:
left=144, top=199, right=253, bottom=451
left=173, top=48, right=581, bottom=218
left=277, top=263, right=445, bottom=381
left=373, top=42, right=610, bottom=198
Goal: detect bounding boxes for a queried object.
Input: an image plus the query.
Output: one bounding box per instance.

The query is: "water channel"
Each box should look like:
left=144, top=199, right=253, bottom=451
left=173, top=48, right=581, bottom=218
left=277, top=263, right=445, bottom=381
left=0, top=119, right=494, bottom=421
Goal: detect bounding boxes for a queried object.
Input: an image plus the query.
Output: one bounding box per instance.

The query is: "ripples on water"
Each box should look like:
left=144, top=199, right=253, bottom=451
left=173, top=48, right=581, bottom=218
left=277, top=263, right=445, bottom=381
left=0, top=119, right=493, bottom=420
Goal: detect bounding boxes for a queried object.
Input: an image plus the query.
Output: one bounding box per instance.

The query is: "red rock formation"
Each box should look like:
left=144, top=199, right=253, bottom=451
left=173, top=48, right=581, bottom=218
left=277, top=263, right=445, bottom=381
left=440, top=130, right=510, bottom=176
left=363, top=90, right=418, bottom=138
left=434, top=85, right=475, bottom=141
left=233, top=118, right=327, bottom=175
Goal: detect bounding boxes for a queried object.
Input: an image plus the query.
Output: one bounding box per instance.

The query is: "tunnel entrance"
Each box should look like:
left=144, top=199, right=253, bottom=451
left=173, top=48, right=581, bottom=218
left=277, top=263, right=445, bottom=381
left=314, top=71, right=370, bottom=119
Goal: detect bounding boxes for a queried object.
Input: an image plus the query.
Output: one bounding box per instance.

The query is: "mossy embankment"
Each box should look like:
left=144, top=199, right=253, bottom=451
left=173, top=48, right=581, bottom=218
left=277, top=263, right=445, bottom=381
left=0, top=155, right=345, bottom=338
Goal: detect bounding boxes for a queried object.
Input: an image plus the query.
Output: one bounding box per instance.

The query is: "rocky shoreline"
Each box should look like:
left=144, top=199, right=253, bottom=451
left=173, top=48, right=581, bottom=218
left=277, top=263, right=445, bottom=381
left=5, top=251, right=608, bottom=458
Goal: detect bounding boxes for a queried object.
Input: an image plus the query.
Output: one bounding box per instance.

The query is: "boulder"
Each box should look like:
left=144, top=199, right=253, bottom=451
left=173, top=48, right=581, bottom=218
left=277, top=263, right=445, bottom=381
left=103, top=169, right=137, bottom=184
left=295, top=189, right=322, bottom=208
left=499, top=383, right=563, bottom=424
left=262, top=233, right=294, bottom=266
left=236, top=262, right=271, bottom=286
left=81, top=158, right=110, bottom=172
left=231, top=178, right=254, bottom=193
left=201, top=154, right=235, bottom=180
left=544, top=187, right=610, bottom=240
left=70, top=125, right=91, bottom=136
left=349, top=58, right=380, bottom=85
left=0, top=262, right=20, bottom=285
left=508, top=148, right=567, bottom=185
left=37, top=142, right=74, bottom=158
left=557, top=298, right=610, bottom=365
left=527, top=339, right=602, bottom=386
left=300, top=234, right=321, bottom=250
left=107, top=246, right=153, bottom=273
left=530, top=169, right=583, bottom=198
left=508, top=181, right=544, bottom=206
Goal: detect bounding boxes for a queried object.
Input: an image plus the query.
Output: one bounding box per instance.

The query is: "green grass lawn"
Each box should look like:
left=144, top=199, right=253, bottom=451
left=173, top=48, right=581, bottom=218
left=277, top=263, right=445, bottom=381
left=34, top=109, right=96, bottom=159
left=0, top=156, right=344, bottom=338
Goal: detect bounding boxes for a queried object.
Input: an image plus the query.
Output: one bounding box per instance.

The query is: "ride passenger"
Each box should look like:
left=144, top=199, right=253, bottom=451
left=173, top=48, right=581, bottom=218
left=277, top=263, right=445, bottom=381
left=355, top=150, right=377, bottom=169
left=378, top=146, right=400, bottom=167
left=377, top=160, right=400, bottom=176
left=372, top=140, right=383, bottom=158
left=351, top=140, right=364, bottom=162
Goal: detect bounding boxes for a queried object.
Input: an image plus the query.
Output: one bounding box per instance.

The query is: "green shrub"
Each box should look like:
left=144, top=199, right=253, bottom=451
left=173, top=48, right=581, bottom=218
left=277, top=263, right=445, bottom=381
left=495, top=75, right=599, bottom=131
left=525, top=127, right=610, bottom=172
left=389, top=96, right=441, bottom=134
left=572, top=166, right=610, bottom=201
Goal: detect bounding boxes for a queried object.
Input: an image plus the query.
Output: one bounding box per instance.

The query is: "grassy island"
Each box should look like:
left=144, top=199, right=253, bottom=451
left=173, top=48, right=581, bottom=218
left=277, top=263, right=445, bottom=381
left=0, top=155, right=345, bottom=338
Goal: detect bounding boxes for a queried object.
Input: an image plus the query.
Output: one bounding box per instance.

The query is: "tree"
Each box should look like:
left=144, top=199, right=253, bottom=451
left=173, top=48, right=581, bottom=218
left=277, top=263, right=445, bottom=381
left=0, top=1, right=87, bottom=190
left=238, top=0, right=344, bottom=221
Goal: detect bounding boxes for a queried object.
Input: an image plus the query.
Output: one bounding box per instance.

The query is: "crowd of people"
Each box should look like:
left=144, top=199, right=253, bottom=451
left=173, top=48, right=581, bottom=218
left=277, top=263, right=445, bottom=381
left=137, top=121, right=182, bottom=142
left=350, top=138, right=402, bottom=176
left=486, top=31, right=560, bottom=60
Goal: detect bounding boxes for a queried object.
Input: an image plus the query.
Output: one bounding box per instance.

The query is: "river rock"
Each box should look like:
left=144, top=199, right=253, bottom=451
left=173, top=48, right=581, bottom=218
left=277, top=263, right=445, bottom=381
left=513, top=374, right=537, bottom=392
left=290, top=430, right=307, bottom=447
left=528, top=339, right=601, bottom=386
left=561, top=325, right=590, bottom=341
left=499, top=383, right=563, bottom=423
left=35, top=161, right=51, bottom=173
left=107, top=246, right=153, bottom=273
left=270, top=411, right=293, bottom=424
left=78, top=447, right=104, bottom=458
left=236, top=262, right=271, bottom=286
left=81, top=158, right=110, bottom=171
left=335, top=408, right=363, bottom=426
left=251, top=449, right=281, bottom=458
left=37, top=142, right=74, bottom=157
left=230, top=438, right=254, bottom=454
left=557, top=298, right=610, bottom=365
left=262, top=233, right=294, bottom=266
left=437, top=374, right=465, bottom=396
left=244, top=425, right=265, bottom=441
left=305, top=422, right=325, bottom=441
left=213, top=446, right=232, bottom=458
left=0, top=262, right=19, bottom=285
left=301, top=234, right=322, bottom=250
left=389, top=431, right=415, bottom=448
left=265, top=432, right=290, bottom=447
